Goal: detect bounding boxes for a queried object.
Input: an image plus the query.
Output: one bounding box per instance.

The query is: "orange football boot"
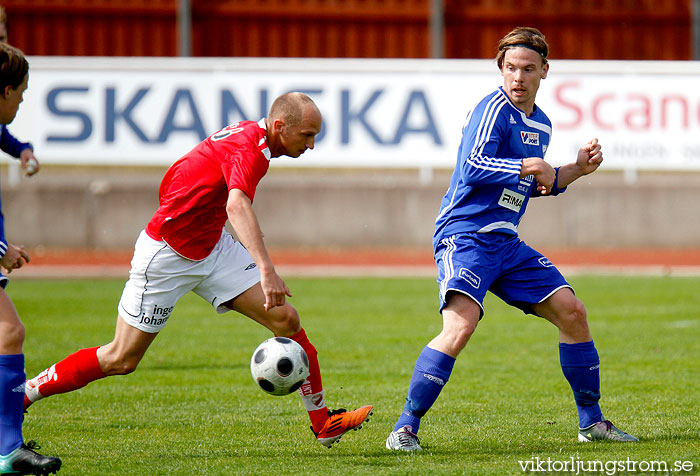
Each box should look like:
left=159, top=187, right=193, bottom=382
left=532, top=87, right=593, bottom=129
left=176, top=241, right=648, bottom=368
left=313, top=405, right=373, bottom=447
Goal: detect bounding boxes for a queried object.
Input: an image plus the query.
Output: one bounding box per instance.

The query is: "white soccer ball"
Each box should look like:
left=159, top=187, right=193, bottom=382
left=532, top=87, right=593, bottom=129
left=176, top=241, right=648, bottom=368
left=250, top=337, right=310, bottom=396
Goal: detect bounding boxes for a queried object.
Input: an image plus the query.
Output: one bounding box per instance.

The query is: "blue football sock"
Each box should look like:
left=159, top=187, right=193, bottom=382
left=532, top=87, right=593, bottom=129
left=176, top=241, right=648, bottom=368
left=559, top=341, right=604, bottom=429
left=394, top=346, right=455, bottom=433
left=0, top=354, right=25, bottom=456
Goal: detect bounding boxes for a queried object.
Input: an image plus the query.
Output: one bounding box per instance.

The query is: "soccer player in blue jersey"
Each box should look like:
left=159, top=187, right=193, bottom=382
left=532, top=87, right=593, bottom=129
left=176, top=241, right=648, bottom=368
left=0, top=5, right=40, bottom=177
left=386, top=27, right=638, bottom=451
left=0, top=42, right=61, bottom=475
left=0, top=121, right=38, bottom=176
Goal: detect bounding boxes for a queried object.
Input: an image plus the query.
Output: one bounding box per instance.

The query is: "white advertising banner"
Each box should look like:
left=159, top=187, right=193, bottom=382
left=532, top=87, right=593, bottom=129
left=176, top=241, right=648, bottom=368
left=8, top=57, right=700, bottom=170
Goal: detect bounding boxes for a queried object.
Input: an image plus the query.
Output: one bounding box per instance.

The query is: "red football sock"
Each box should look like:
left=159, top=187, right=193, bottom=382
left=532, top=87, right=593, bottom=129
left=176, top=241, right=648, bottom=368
left=27, top=347, right=105, bottom=405
left=288, top=329, right=328, bottom=433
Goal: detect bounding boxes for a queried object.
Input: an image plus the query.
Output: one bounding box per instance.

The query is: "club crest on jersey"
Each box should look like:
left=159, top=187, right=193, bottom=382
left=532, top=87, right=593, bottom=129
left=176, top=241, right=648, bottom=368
left=520, top=131, right=539, bottom=146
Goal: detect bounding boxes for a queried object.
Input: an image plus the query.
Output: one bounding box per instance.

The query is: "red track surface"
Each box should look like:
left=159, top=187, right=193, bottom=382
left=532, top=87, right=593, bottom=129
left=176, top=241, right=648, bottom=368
left=12, top=247, right=700, bottom=278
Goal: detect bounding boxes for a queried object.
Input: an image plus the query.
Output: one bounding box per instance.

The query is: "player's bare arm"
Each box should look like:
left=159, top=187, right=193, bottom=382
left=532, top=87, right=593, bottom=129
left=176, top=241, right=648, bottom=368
left=0, top=243, right=29, bottom=274
left=556, top=138, right=604, bottom=189
left=226, top=188, right=291, bottom=311
left=521, top=157, right=555, bottom=194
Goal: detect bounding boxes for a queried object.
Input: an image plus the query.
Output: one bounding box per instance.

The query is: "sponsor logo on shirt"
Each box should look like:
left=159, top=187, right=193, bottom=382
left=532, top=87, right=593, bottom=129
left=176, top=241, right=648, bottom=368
left=498, top=189, right=525, bottom=213
left=519, top=174, right=534, bottom=192
left=520, top=131, right=539, bottom=146
left=509, top=114, right=517, bottom=124
left=458, top=268, right=481, bottom=289
left=538, top=257, right=554, bottom=267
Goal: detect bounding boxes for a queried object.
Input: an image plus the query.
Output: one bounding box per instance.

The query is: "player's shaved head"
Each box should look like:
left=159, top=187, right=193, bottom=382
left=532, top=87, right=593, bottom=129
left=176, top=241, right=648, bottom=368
left=265, top=92, right=322, bottom=158
left=496, top=27, right=549, bottom=70
left=269, top=92, right=319, bottom=127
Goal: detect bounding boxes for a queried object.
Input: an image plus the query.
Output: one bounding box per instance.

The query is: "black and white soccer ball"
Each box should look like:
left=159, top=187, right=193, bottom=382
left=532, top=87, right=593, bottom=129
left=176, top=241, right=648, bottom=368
left=250, top=337, right=310, bottom=396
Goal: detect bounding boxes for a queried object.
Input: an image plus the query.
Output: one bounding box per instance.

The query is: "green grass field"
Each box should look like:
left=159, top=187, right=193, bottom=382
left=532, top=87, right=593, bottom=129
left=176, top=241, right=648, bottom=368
left=11, top=276, right=700, bottom=475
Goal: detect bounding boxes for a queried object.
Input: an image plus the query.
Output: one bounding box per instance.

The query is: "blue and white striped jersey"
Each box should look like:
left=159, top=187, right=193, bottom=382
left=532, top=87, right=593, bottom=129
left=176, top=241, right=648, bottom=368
left=433, top=87, right=566, bottom=248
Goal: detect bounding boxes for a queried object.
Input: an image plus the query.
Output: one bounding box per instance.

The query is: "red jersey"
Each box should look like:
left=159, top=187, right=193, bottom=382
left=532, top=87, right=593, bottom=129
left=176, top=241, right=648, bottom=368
left=145, top=119, right=271, bottom=260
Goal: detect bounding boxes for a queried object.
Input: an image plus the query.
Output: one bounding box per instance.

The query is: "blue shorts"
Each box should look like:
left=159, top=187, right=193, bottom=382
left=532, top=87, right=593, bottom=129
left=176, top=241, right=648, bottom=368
left=0, top=274, right=7, bottom=289
left=435, top=233, right=572, bottom=317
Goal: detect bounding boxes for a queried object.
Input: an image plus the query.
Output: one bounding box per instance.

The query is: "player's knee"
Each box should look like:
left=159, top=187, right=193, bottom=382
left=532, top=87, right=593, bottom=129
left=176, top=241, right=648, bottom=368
left=559, top=298, right=588, bottom=332
left=440, top=316, right=477, bottom=352
left=0, top=320, right=25, bottom=351
left=270, top=304, right=301, bottom=335
left=445, top=309, right=478, bottom=339
left=569, top=299, right=587, bottom=324
left=443, top=292, right=480, bottom=339
left=454, top=318, right=477, bottom=341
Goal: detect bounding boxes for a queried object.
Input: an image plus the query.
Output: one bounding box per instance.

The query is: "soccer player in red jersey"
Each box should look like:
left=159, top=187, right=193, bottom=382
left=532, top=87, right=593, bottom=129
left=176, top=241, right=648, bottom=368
left=23, top=92, right=372, bottom=448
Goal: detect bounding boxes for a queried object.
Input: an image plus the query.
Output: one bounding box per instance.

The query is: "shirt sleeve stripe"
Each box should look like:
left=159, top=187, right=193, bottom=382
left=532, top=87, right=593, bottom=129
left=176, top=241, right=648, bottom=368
left=466, top=94, right=521, bottom=174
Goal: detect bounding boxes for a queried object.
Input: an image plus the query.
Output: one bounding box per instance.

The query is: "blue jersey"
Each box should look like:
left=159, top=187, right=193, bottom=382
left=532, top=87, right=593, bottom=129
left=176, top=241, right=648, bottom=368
left=0, top=125, right=32, bottom=159
left=0, top=125, right=32, bottom=259
left=433, top=87, right=566, bottom=249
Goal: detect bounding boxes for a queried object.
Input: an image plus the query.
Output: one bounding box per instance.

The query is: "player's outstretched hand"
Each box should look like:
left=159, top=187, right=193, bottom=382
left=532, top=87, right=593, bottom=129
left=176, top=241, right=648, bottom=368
left=576, top=138, right=603, bottom=175
left=0, top=244, right=30, bottom=274
left=261, top=269, right=293, bottom=310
